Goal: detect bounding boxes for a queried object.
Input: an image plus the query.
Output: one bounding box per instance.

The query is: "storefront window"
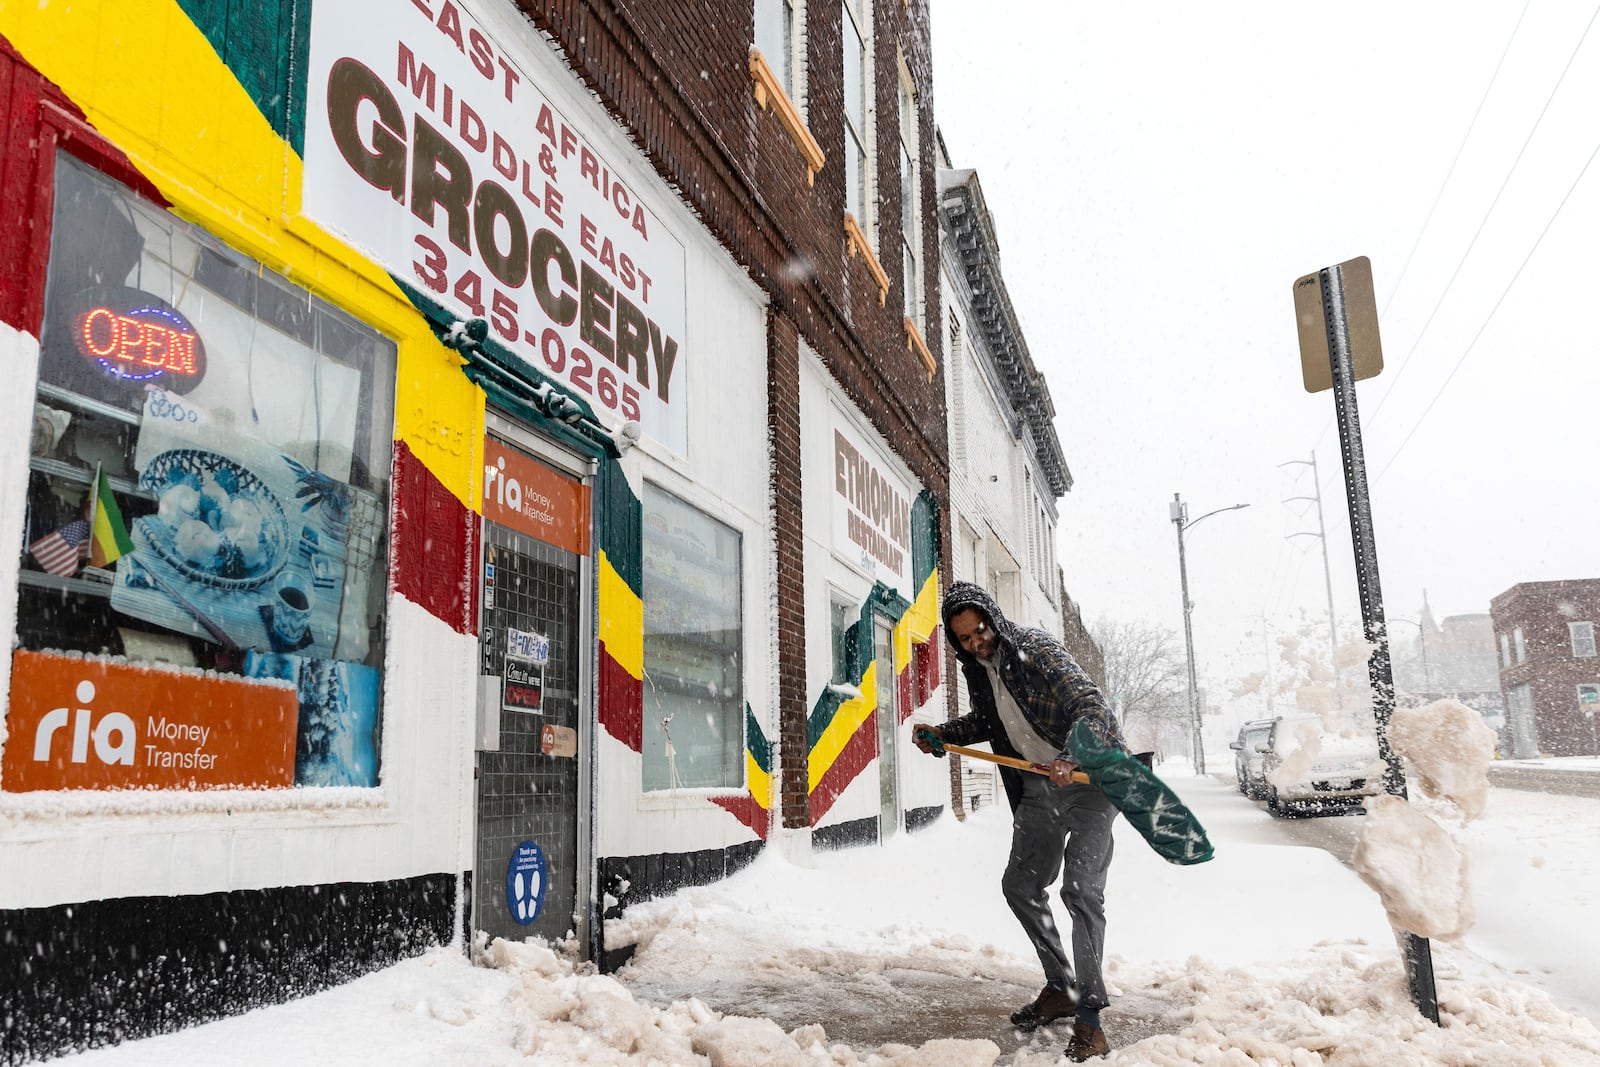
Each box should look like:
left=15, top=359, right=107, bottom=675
left=641, top=486, right=743, bottom=791
left=10, top=152, right=395, bottom=792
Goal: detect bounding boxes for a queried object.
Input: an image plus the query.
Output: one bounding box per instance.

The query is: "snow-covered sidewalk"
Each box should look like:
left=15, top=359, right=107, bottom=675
left=60, top=774, right=1600, bottom=1065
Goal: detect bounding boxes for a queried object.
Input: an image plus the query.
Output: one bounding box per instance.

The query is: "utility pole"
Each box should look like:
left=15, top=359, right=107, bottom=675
left=1170, top=493, right=1251, bottom=777
left=1390, top=616, right=1432, bottom=696
left=1280, top=453, right=1343, bottom=706
left=1258, top=613, right=1275, bottom=713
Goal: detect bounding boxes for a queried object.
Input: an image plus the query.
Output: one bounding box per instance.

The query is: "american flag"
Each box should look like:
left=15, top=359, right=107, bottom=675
left=29, top=519, right=90, bottom=577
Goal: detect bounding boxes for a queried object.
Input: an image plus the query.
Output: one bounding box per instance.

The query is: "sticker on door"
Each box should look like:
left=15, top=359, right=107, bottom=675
left=506, top=840, right=548, bottom=925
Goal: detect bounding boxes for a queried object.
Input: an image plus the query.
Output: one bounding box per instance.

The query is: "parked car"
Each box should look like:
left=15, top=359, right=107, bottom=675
left=1229, top=719, right=1275, bottom=799
left=1259, top=716, right=1383, bottom=817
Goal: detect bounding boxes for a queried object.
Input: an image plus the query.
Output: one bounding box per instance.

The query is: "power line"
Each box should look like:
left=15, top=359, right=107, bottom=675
left=1375, top=131, right=1600, bottom=482
left=1364, top=2, right=1600, bottom=430
left=1378, top=0, right=1533, bottom=324
left=1310, top=2, right=1600, bottom=459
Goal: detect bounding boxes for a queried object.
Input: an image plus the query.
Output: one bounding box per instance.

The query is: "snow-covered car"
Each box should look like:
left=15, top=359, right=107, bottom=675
left=1260, top=717, right=1384, bottom=816
left=1229, top=719, right=1275, bottom=799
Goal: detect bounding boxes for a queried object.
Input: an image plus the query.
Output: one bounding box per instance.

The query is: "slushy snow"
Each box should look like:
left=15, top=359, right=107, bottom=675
left=56, top=758, right=1600, bottom=1066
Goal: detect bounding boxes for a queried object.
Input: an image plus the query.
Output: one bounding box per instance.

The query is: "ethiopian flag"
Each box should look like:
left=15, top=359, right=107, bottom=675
left=87, top=466, right=132, bottom=568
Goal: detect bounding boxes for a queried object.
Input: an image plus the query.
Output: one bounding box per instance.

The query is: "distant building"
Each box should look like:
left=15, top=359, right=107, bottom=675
left=1391, top=605, right=1505, bottom=746
left=1059, top=573, right=1104, bottom=686
left=1489, top=580, right=1600, bottom=757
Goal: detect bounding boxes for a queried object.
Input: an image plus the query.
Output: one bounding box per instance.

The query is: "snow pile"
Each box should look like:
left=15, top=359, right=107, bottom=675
left=58, top=776, right=1600, bottom=1066
left=1388, top=699, right=1498, bottom=819
left=1115, top=939, right=1600, bottom=1066
left=1353, top=794, right=1475, bottom=939
left=1352, top=701, right=1497, bottom=942
left=465, top=935, right=1007, bottom=1066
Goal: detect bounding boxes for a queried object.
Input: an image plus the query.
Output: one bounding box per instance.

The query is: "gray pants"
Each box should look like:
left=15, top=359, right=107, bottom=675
left=1002, top=774, right=1118, bottom=1010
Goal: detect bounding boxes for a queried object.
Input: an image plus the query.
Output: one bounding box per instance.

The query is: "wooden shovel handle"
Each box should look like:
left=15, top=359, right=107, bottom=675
left=942, top=740, right=1091, bottom=785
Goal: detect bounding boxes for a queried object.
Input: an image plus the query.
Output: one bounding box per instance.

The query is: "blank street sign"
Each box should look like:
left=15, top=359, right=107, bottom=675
left=1293, top=256, right=1384, bottom=393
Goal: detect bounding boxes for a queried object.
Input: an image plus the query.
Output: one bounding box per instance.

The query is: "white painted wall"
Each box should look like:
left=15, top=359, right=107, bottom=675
left=939, top=252, right=1069, bottom=820
left=798, top=348, right=947, bottom=828
left=594, top=239, right=769, bottom=856
left=941, top=265, right=1063, bottom=641
left=0, top=324, right=36, bottom=778
left=0, top=585, right=476, bottom=908
left=583, top=160, right=771, bottom=862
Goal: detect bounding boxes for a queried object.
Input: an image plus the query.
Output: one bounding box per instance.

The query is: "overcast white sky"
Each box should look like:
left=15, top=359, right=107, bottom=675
left=931, top=1, right=1600, bottom=713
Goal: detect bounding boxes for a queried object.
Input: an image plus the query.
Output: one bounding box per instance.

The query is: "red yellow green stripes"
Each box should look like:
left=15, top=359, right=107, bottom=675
left=710, top=705, right=772, bottom=838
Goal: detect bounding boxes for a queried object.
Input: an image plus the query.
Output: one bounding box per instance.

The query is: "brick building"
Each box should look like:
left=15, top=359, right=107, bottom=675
left=0, top=0, right=955, bottom=1056
left=1490, top=579, right=1600, bottom=757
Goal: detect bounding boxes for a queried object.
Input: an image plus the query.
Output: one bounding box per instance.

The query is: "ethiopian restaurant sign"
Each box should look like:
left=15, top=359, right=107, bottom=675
left=831, top=412, right=914, bottom=598
left=303, top=0, right=689, bottom=454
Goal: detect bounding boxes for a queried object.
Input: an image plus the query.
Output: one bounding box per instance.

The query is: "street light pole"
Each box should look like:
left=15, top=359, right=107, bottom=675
left=1170, top=493, right=1251, bottom=777
left=1389, top=617, right=1432, bottom=696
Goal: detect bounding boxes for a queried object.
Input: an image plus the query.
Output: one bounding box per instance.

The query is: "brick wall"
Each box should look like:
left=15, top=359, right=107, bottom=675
left=767, top=310, right=809, bottom=828
left=1491, top=579, right=1600, bottom=756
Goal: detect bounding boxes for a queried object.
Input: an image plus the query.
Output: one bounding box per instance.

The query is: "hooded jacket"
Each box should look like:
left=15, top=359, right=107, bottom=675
left=940, top=581, right=1125, bottom=809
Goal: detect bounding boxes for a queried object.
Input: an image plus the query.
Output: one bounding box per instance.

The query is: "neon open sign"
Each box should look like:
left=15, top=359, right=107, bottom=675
left=73, top=302, right=206, bottom=384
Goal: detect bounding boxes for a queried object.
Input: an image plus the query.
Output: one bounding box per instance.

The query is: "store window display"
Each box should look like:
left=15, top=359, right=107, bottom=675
left=641, top=485, right=744, bottom=791
left=11, top=152, right=397, bottom=791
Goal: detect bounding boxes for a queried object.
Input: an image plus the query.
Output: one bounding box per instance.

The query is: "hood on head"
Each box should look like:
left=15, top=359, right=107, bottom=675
left=942, top=581, right=1009, bottom=656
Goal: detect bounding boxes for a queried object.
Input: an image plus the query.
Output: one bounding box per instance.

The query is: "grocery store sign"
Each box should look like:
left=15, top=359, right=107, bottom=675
left=303, top=0, right=688, bottom=454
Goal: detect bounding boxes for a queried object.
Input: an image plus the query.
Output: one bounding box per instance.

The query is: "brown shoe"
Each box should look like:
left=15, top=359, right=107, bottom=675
left=1066, top=1022, right=1110, bottom=1061
left=1009, top=984, right=1078, bottom=1030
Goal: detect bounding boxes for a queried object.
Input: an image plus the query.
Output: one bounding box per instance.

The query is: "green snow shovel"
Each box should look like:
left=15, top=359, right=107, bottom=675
left=916, top=723, right=1215, bottom=866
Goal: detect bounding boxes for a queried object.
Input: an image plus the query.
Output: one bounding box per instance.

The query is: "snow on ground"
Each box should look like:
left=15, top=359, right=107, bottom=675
left=59, top=770, right=1600, bottom=1066
left=1493, top=756, right=1600, bottom=773
left=1460, top=785, right=1600, bottom=1024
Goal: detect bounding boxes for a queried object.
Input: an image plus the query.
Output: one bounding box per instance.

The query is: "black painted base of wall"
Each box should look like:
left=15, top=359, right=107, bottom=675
left=814, top=805, right=946, bottom=852
left=814, top=815, right=877, bottom=851
left=905, top=804, right=943, bottom=833
left=1, top=873, right=459, bottom=1065
left=597, top=839, right=763, bottom=973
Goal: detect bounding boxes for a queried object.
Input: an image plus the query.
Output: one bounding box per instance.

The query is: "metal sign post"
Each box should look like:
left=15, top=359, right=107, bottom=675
left=1297, top=256, right=1439, bottom=1025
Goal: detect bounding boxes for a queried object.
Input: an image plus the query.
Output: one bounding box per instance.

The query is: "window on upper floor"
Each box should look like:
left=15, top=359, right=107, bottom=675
left=1578, top=683, right=1600, bottom=709
left=1513, top=626, right=1526, bottom=663
left=897, top=56, right=921, bottom=325
left=1571, top=621, right=1596, bottom=658
left=1500, top=631, right=1511, bottom=668
left=948, top=308, right=967, bottom=468
left=755, top=0, right=800, bottom=104
left=1045, top=516, right=1057, bottom=602
left=1037, top=503, right=1049, bottom=587
left=841, top=0, right=873, bottom=236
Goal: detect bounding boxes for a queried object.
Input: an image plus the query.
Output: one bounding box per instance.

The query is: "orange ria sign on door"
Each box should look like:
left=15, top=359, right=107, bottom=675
left=482, top=438, right=590, bottom=554
left=1, top=650, right=298, bottom=792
